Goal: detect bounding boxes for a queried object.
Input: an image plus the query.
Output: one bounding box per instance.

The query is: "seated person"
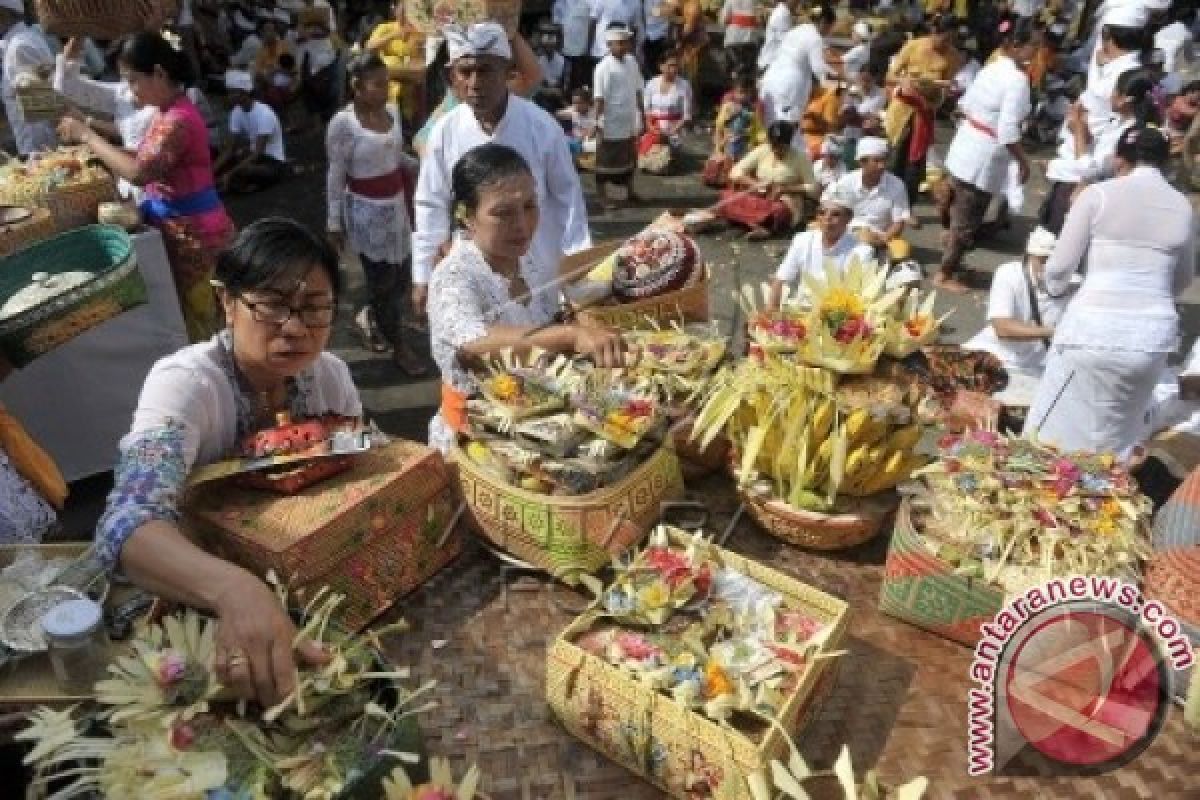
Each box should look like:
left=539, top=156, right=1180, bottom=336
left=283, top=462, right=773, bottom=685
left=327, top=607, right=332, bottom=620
left=706, top=73, right=763, bottom=186
left=427, top=143, right=626, bottom=453
left=261, top=51, right=299, bottom=113
left=813, top=134, right=846, bottom=189
left=848, top=68, right=887, bottom=135
left=0, top=367, right=66, bottom=545
left=215, top=70, right=289, bottom=193
left=963, top=227, right=1071, bottom=381
left=767, top=185, right=874, bottom=309
left=801, top=83, right=846, bottom=159
left=719, top=120, right=818, bottom=240
left=94, top=219, right=360, bottom=707
left=556, top=87, right=597, bottom=157
left=824, top=136, right=912, bottom=263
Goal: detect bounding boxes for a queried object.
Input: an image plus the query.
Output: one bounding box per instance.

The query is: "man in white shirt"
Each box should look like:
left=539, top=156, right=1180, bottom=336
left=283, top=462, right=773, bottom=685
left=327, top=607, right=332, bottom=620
left=760, top=6, right=838, bottom=126
left=533, top=22, right=567, bottom=109
left=758, top=0, right=794, bottom=73
left=768, top=186, right=874, bottom=309
left=824, top=137, right=912, bottom=265
left=412, top=23, right=592, bottom=313
left=593, top=24, right=645, bottom=209
left=842, top=21, right=871, bottom=79
left=588, top=0, right=642, bottom=61
left=559, top=0, right=594, bottom=92
left=1, top=0, right=56, bottom=155
left=642, top=0, right=671, bottom=79
left=1076, top=5, right=1148, bottom=135
left=964, top=227, right=1072, bottom=379
left=720, top=0, right=760, bottom=76
left=214, top=70, right=288, bottom=194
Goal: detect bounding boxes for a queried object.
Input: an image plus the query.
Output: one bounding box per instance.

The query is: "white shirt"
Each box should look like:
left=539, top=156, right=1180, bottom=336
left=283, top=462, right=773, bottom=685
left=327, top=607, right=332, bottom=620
left=2, top=23, right=57, bottom=155
left=645, top=0, right=670, bottom=41
left=228, top=33, right=263, bottom=69
left=1045, top=116, right=1130, bottom=185
left=826, top=169, right=911, bottom=235
left=594, top=53, right=644, bottom=140
left=413, top=94, right=592, bottom=285
left=813, top=157, right=846, bottom=189
left=590, top=0, right=643, bottom=59
left=230, top=101, right=287, bottom=162
left=643, top=75, right=692, bottom=126
left=720, top=0, right=760, bottom=47
left=775, top=230, right=875, bottom=284
left=538, top=51, right=567, bottom=89
left=849, top=86, right=886, bottom=120
left=954, top=58, right=981, bottom=93
left=1011, top=0, right=1043, bottom=16
left=1047, top=167, right=1195, bottom=354
left=54, top=55, right=154, bottom=150
left=561, top=0, right=593, bottom=57
left=945, top=55, right=1030, bottom=195
left=965, top=260, right=1072, bottom=373
left=842, top=43, right=870, bottom=78
left=1155, top=21, right=1193, bottom=74
left=760, top=24, right=831, bottom=125
left=1079, top=51, right=1140, bottom=135
left=758, top=3, right=792, bottom=69
left=298, top=34, right=337, bottom=75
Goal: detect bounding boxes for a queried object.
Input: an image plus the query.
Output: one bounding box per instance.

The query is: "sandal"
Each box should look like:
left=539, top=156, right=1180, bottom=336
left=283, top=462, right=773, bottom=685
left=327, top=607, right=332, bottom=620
left=354, top=308, right=389, bottom=353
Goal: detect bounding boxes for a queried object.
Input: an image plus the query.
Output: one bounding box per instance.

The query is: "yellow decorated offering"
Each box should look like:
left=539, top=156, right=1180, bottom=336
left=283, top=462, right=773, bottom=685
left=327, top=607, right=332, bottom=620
left=884, top=288, right=948, bottom=358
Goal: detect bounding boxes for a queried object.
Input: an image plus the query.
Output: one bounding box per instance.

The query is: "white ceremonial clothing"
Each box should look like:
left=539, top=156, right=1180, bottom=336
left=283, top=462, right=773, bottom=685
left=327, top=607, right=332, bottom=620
left=945, top=55, right=1030, bottom=195
left=1079, top=50, right=1140, bottom=135
left=589, top=0, right=642, bottom=59
left=561, top=0, right=593, bottom=58
left=645, top=0, right=670, bottom=42
left=758, top=2, right=792, bottom=69
left=964, top=260, right=1073, bottom=374
left=775, top=230, right=875, bottom=284
left=842, top=43, right=870, bottom=79
left=720, top=0, right=760, bottom=48
left=1025, top=167, right=1197, bottom=458
left=325, top=104, right=415, bottom=265
left=594, top=53, right=644, bottom=139
left=539, top=51, right=567, bottom=88
left=1044, top=116, right=1131, bottom=184
left=1156, top=21, right=1193, bottom=74
left=760, top=24, right=831, bottom=125
left=643, top=75, right=691, bottom=128
left=230, top=101, right=286, bottom=161
left=413, top=94, right=592, bottom=286
left=2, top=22, right=57, bottom=154
left=825, top=169, right=911, bottom=236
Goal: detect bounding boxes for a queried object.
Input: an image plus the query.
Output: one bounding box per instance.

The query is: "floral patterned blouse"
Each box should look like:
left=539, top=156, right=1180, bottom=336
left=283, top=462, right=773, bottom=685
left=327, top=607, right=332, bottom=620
left=0, top=448, right=56, bottom=545
left=94, top=331, right=361, bottom=572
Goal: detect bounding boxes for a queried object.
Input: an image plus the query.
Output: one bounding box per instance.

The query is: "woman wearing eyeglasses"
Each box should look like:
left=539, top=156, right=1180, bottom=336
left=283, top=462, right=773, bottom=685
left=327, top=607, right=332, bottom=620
left=93, top=218, right=358, bottom=709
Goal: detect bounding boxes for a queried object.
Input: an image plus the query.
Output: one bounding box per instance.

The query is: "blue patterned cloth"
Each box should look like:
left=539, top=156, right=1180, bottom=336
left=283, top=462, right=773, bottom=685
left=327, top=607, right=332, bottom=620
left=94, top=422, right=189, bottom=572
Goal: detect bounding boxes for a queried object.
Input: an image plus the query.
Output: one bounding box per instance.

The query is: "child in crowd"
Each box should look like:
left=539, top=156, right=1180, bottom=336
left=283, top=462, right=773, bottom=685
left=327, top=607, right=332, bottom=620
left=706, top=73, right=762, bottom=186
left=557, top=87, right=597, bottom=157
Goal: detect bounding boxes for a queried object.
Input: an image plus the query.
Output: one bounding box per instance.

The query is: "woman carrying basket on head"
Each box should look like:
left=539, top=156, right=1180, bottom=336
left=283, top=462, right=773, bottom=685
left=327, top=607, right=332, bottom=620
left=58, top=32, right=234, bottom=342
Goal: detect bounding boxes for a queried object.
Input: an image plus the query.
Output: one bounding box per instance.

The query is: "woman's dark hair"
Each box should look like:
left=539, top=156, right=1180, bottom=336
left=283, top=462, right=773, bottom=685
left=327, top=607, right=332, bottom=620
left=1116, top=125, right=1170, bottom=168
left=279, top=52, right=296, bottom=70
left=450, top=144, right=533, bottom=224
left=930, top=14, right=958, bottom=35
left=215, top=217, right=342, bottom=300
left=1185, top=79, right=1200, bottom=95
left=659, top=48, right=682, bottom=67
left=996, top=14, right=1036, bottom=47
left=733, top=72, right=756, bottom=93
left=119, top=32, right=194, bottom=87
left=346, top=51, right=387, bottom=85
left=1115, top=69, right=1160, bottom=126
left=767, top=120, right=796, bottom=148
left=813, top=4, right=836, bottom=27
left=1103, top=23, right=1154, bottom=65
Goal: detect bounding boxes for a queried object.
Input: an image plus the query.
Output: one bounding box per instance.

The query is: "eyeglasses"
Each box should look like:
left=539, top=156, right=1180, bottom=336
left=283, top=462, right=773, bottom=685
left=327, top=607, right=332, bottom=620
left=239, top=296, right=335, bottom=328
left=817, top=208, right=850, bottom=217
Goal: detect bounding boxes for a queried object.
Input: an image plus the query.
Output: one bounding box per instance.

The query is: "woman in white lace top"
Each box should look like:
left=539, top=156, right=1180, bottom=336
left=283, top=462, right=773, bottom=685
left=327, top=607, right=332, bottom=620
left=326, top=52, right=426, bottom=376
left=427, top=144, right=625, bottom=453
left=1025, top=127, right=1196, bottom=459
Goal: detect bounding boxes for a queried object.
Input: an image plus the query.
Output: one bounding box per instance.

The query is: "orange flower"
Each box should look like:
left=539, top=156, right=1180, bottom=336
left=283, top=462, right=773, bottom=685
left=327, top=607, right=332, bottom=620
left=703, top=662, right=734, bottom=699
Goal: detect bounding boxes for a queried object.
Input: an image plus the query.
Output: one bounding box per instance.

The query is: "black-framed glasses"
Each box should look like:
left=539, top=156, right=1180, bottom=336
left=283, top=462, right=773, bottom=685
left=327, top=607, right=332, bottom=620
left=239, top=296, right=335, bottom=328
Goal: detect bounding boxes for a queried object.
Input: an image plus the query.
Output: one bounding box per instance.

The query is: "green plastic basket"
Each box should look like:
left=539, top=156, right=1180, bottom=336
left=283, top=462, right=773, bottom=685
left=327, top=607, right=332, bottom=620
left=0, top=224, right=145, bottom=367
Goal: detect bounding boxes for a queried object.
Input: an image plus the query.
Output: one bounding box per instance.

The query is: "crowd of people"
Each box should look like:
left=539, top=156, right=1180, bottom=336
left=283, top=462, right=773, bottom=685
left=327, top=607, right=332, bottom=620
left=0, top=0, right=1198, bottom=706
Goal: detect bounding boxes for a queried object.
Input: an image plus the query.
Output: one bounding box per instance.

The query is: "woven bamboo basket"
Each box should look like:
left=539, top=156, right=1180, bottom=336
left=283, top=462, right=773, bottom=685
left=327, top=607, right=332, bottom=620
left=669, top=418, right=731, bottom=481
left=0, top=207, right=55, bottom=258
left=408, top=0, right=521, bottom=36
left=1145, top=548, right=1200, bottom=641
left=35, top=0, right=178, bottom=39
left=738, top=486, right=895, bottom=551
left=546, top=529, right=849, bottom=800
left=0, top=225, right=145, bottom=367
left=44, top=173, right=119, bottom=232
left=878, top=498, right=1005, bottom=647
left=577, top=268, right=711, bottom=330
left=453, top=445, right=685, bottom=578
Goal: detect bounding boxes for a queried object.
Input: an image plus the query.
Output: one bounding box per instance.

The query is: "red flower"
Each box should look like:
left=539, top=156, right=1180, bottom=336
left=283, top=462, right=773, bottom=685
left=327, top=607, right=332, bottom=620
left=644, top=547, right=694, bottom=589
left=169, top=723, right=195, bottom=751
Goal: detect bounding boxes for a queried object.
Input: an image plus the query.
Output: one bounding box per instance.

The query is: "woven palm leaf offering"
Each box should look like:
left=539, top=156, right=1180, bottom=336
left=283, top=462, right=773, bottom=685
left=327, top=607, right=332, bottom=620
left=690, top=355, right=928, bottom=549
left=455, top=348, right=684, bottom=576
left=18, top=578, right=439, bottom=799
left=547, top=525, right=850, bottom=799
left=880, top=431, right=1152, bottom=645
left=757, top=744, right=928, bottom=800
left=0, top=146, right=117, bottom=230
left=575, top=230, right=710, bottom=328
left=882, top=288, right=948, bottom=359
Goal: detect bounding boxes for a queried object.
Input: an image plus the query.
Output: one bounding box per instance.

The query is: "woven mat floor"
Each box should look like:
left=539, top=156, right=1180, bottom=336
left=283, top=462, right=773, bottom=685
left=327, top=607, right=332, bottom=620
left=381, top=472, right=1199, bottom=800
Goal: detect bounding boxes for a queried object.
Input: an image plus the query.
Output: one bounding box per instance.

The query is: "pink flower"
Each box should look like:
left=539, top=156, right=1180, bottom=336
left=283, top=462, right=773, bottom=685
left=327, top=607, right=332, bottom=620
left=615, top=632, right=663, bottom=662
left=155, top=651, right=187, bottom=687
left=643, top=547, right=693, bottom=588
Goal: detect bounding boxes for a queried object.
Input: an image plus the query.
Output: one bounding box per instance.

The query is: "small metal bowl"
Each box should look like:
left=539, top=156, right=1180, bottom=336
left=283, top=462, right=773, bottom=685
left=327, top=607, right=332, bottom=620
left=1, top=586, right=86, bottom=653
left=0, top=205, right=33, bottom=226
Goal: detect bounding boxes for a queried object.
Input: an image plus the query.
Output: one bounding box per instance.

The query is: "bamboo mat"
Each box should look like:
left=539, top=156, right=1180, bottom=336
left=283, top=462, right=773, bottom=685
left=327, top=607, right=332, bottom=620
left=379, top=472, right=1200, bottom=800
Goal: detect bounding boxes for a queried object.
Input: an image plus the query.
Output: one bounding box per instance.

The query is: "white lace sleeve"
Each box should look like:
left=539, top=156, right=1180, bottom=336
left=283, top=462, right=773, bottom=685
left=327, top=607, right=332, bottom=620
left=325, top=110, right=353, bottom=232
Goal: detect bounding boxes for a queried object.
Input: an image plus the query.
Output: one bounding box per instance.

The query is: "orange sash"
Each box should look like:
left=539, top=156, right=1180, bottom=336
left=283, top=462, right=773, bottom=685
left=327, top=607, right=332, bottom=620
left=0, top=407, right=67, bottom=509
left=440, top=382, right=469, bottom=434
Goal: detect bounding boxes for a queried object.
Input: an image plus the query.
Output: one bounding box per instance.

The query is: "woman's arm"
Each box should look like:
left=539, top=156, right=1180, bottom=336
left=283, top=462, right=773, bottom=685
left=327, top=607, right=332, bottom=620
left=59, top=120, right=141, bottom=182
left=54, top=49, right=120, bottom=117
left=1044, top=185, right=1096, bottom=296
left=458, top=322, right=627, bottom=369
left=991, top=317, right=1054, bottom=340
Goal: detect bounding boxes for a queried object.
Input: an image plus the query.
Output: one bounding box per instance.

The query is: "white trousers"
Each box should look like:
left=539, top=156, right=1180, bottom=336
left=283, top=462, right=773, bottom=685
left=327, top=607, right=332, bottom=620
left=1024, top=345, right=1166, bottom=460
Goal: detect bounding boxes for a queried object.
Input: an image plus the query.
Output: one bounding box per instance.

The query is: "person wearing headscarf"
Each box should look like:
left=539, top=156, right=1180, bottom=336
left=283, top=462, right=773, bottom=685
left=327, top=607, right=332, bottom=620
left=593, top=23, right=644, bottom=207
left=1024, top=127, right=1195, bottom=460
left=0, top=0, right=56, bottom=154
left=842, top=20, right=872, bottom=79
left=760, top=5, right=837, bottom=127
left=412, top=22, right=591, bottom=315
left=937, top=16, right=1034, bottom=292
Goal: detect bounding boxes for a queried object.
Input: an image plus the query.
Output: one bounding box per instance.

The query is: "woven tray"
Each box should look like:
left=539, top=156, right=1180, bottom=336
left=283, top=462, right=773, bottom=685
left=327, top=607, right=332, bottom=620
left=35, top=0, right=178, bottom=39
left=407, top=0, right=521, bottom=37
left=577, top=268, right=710, bottom=330
left=0, top=207, right=55, bottom=259
left=546, top=528, right=849, bottom=799
left=453, top=446, right=684, bottom=578
left=739, top=487, right=895, bottom=551
left=878, top=498, right=1006, bottom=647
left=0, top=224, right=145, bottom=368
left=44, top=173, right=118, bottom=232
